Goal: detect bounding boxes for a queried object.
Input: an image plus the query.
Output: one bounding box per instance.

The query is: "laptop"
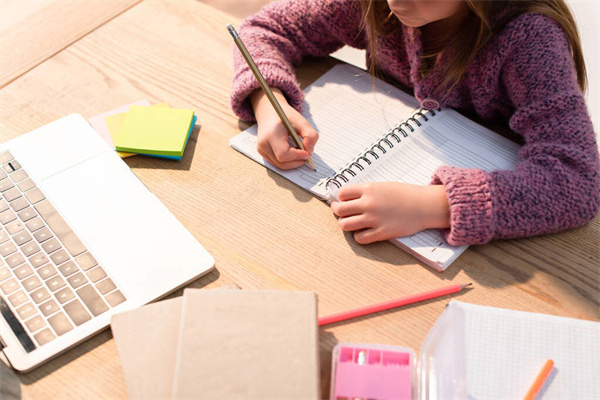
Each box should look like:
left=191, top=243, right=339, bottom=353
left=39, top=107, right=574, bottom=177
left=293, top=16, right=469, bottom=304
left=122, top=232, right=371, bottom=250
left=0, top=114, right=215, bottom=372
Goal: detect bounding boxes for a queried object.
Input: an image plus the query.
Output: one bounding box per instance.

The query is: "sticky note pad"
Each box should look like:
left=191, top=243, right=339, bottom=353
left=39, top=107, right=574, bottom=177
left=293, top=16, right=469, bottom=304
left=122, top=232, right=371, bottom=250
left=115, top=105, right=195, bottom=157
left=105, top=102, right=171, bottom=159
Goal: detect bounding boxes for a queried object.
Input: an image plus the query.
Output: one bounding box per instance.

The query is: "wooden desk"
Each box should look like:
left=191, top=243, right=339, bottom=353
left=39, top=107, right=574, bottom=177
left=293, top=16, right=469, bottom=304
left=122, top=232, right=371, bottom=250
left=1, top=1, right=598, bottom=398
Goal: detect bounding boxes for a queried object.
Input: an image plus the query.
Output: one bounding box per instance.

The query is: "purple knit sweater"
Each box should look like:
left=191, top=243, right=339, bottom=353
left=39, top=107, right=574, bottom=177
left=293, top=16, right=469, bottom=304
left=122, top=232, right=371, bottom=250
left=230, top=0, right=600, bottom=246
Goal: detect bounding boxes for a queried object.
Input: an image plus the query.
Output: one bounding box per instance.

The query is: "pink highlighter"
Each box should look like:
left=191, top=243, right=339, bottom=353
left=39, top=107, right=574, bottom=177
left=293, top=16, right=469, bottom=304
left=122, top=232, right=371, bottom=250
left=330, top=343, right=416, bottom=400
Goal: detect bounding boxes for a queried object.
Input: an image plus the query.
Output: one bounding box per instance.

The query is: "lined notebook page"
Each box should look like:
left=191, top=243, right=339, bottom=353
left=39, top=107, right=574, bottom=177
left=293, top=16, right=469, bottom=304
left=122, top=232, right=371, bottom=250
left=455, top=301, right=600, bottom=399
left=230, top=64, right=420, bottom=198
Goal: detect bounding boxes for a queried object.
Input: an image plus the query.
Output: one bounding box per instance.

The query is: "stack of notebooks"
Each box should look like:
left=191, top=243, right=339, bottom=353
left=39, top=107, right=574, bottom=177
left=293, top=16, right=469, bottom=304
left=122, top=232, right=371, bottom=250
left=88, top=100, right=197, bottom=160
left=110, top=288, right=320, bottom=399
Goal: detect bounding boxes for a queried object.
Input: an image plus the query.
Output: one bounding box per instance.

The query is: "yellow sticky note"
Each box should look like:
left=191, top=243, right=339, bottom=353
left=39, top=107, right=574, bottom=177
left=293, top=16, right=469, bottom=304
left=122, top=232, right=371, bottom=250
left=105, top=113, right=135, bottom=158
left=115, top=105, right=194, bottom=157
left=105, top=103, right=172, bottom=158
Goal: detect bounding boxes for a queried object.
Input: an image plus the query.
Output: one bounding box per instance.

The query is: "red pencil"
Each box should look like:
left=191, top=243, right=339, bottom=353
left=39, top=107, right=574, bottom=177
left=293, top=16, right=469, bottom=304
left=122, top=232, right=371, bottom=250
left=318, top=283, right=472, bottom=326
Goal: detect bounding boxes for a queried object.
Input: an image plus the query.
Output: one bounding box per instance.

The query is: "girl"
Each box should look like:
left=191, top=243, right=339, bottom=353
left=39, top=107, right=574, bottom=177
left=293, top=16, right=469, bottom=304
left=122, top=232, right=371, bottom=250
left=230, top=0, right=599, bottom=246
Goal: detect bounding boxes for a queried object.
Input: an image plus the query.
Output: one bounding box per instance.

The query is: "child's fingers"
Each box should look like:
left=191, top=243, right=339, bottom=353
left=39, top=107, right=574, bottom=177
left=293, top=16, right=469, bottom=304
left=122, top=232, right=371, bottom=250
left=298, top=125, right=319, bottom=154
left=331, top=199, right=363, bottom=217
left=269, top=134, right=309, bottom=163
left=353, top=228, right=382, bottom=245
left=259, top=144, right=309, bottom=170
left=337, top=184, right=365, bottom=201
left=338, top=215, right=371, bottom=232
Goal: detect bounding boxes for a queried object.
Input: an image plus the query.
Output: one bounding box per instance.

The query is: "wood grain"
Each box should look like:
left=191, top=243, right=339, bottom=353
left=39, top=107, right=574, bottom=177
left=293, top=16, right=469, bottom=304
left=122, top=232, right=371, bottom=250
left=0, top=0, right=142, bottom=88
left=0, top=0, right=598, bottom=398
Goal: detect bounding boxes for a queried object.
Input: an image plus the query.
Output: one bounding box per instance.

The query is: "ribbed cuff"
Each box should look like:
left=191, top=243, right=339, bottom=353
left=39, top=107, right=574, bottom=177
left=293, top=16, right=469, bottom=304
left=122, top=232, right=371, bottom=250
left=430, top=166, right=495, bottom=246
left=230, top=62, right=305, bottom=122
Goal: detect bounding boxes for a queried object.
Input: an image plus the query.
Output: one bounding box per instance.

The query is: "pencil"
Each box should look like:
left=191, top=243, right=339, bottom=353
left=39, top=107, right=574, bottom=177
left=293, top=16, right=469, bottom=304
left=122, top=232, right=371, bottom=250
left=227, top=24, right=316, bottom=171
left=523, top=359, right=554, bottom=400
left=318, top=283, right=472, bottom=326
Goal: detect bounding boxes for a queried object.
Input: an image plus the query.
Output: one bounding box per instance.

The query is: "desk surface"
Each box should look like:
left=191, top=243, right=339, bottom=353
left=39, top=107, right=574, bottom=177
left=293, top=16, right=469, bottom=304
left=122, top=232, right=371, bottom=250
left=0, top=1, right=598, bottom=398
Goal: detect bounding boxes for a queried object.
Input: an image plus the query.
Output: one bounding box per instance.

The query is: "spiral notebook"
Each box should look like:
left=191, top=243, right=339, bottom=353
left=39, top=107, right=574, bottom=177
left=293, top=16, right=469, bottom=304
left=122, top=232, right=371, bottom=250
left=230, top=64, right=521, bottom=270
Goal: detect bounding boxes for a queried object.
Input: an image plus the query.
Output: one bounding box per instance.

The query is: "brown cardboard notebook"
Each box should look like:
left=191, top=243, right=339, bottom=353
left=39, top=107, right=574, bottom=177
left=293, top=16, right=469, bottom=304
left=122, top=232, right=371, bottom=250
left=110, top=286, right=240, bottom=399
left=111, top=297, right=183, bottom=399
left=172, top=289, right=320, bottom=399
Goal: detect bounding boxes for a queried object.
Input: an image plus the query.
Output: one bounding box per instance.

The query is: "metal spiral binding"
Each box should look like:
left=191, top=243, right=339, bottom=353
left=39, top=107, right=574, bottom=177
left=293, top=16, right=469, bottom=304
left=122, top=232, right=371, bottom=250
left=326, top=107, right=439, bottom=190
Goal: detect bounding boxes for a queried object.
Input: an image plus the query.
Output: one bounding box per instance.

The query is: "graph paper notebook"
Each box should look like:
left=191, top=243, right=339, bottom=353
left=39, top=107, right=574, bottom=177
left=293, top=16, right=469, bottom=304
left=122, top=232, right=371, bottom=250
left=230, top=64, right=521, bottom=270
left=419, top=300, right=600, bottom=399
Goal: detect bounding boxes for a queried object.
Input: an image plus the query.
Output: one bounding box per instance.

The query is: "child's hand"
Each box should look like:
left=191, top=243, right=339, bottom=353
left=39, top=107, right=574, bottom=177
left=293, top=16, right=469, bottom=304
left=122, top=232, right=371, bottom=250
left=251, top=89, right=318, bottom=170
left=330, top=182, right=450, bottom=244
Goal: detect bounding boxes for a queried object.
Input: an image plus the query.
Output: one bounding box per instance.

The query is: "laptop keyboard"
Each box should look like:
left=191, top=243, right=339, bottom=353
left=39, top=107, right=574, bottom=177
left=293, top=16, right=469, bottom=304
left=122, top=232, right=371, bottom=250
left=0, top=151, right=126, bottom=351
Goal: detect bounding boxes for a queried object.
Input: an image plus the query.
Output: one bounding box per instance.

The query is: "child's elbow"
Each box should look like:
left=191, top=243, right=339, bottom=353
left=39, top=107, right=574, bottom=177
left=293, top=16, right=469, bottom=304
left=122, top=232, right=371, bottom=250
left=575, top=172, right=600, bottom=226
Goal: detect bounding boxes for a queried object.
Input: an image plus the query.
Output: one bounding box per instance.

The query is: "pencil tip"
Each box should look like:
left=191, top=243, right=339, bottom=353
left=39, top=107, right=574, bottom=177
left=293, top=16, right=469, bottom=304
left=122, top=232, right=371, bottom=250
left=461, top=283, right=473, bottom=289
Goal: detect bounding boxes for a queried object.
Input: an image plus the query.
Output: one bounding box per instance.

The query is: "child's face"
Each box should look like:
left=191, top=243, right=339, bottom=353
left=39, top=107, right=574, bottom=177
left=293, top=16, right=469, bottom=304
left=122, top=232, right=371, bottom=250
left=386, top=0, right=467, bottom=27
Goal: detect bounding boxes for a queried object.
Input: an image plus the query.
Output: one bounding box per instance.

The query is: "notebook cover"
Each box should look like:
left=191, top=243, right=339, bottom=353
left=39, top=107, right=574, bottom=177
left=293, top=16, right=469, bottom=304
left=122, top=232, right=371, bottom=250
left=115, top=105, right=194, bottom=156
left=110, top=285, right=240, bottom=399
left=111, top=296, right=183, bottom=399
left=172, top=289, right=320, bottom=399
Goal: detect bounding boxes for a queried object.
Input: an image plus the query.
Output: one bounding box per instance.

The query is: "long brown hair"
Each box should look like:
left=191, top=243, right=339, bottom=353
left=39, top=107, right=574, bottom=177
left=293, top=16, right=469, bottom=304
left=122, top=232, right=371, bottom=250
left=360, top=0, right=587, bottom=93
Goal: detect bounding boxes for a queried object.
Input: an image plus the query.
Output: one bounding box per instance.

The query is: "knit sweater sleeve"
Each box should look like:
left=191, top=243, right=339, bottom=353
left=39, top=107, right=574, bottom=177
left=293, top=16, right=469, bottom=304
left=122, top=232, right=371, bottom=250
left=431, top=14, right=600, bottom=245
left=230, top=0, right=365, bottom=121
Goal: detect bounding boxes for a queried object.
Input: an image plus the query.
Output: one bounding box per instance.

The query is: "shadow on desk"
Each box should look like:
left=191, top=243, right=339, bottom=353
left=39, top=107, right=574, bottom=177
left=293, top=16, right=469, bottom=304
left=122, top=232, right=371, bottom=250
left=0, top=362, right=21, bottom=400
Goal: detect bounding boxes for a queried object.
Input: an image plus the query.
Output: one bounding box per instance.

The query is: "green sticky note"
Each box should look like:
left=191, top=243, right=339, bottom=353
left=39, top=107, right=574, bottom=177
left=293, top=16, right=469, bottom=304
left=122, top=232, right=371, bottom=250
left=115, top=105, right=194, bottom=157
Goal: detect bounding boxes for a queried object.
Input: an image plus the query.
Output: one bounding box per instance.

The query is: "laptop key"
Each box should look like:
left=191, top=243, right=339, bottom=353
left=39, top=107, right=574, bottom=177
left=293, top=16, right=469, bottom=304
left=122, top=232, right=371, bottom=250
left=31, top=287, right=51, bottom=304
left=40, top=299, right=60, bottom=317
left=34, top=200, right=86, bottom=257
left=16, top=302, right=36, bottom=320
left=41, top=238, right=61, bottom=254
left=9, top=169, right=28, bottom=183
left=0, top=199, right=8, bottom=213
left=46, top=275, right=66, bottom=292
left=96, top=278, right=116, bottom=295
left=0, top=266, right=10, bottom=281
left=48, top=312, right=73, bottom=336
left=9, top=197, right=28, bottom=212
left=13, top=230, right=32, bottom=246
left=0, top=241, right=17, bottom=257
left=17, top=178, right=35, bottom=192
left=55, top=287, right=75, bottom=304
left=29, top=252, right=49, bottom=268
left=86, top=266, right=107, bottom=283
left=0, top=278, right=18, bottom=294
left=64, top=299, right=91, bottom=326
left=0, top=209, right=16, bottom=225
left=3, top=187, right=21, bottom=202
left=5, top=219, right=24, bottom=235
left=25, top=315, right=46, bottom=333
left=25, top=216, right=43, bottom=232
left=0, top=179, right=14, bottom=193
left=38, top=263, right=57, bottom=280
left=17, top=207, right=37, bottom=222
left=33, top=227, right=52, bottom=243
left=105, top=290, right=126, bottom=307
left=0, top=152, right=14, bottom=164
left=6, top=252, right=25, bottom=268
left=0, top=230, right=9, bottom=243
left=58, top=260, right=77, bottom=277
left=20, top=241, right=40, bottom=258
left=22, top=275, right=42, bottom=292
left=24, top=188, right=45, bottom=204
left=50, top=249, right=68, bottom=265
left=67, top=272, right=87, bottom=289
left=77, top=285, right=108, bottom=316
left=13, top=263, right=33, bottom=280
left=33, top=328, right=55, bottom=346
left=75, top=252, right=97, bottom=271
left=8, top=290, right=28, bottom=307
